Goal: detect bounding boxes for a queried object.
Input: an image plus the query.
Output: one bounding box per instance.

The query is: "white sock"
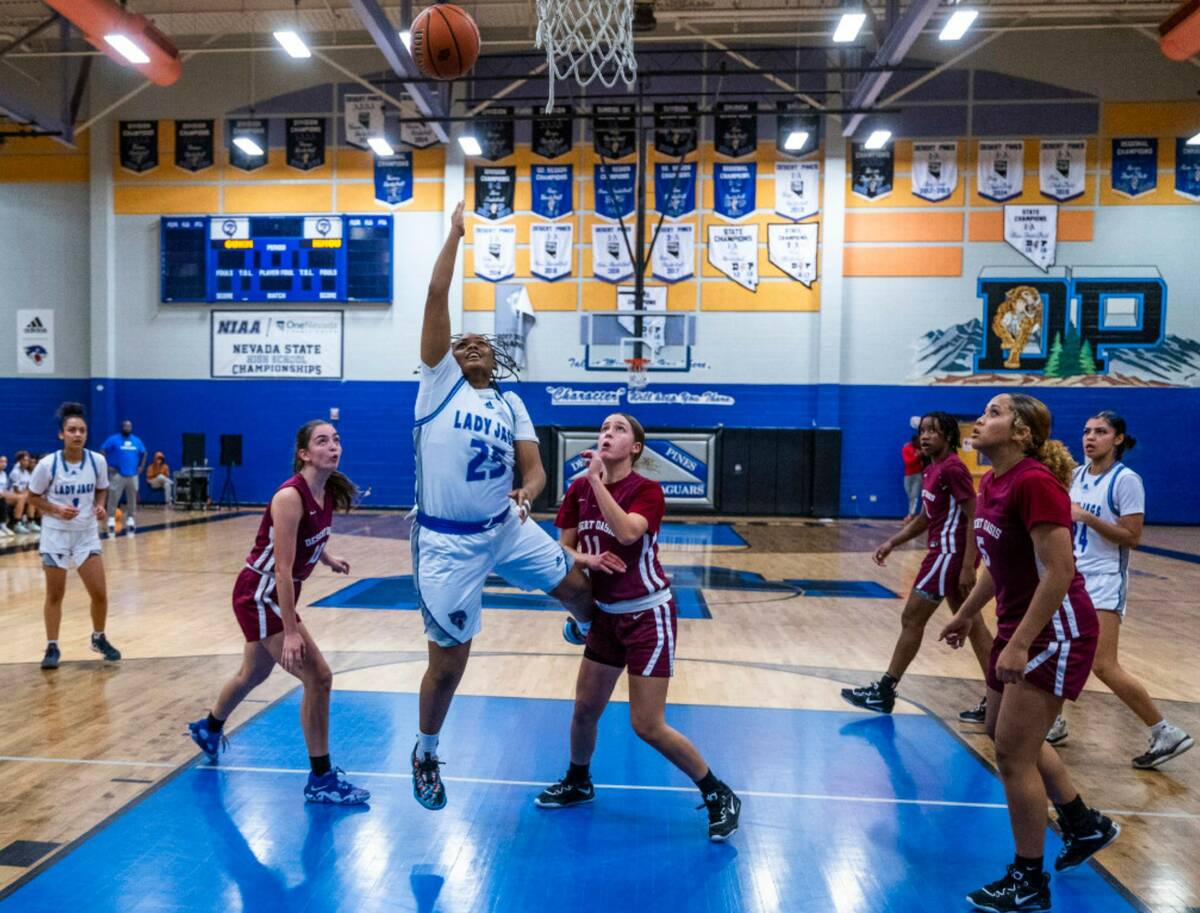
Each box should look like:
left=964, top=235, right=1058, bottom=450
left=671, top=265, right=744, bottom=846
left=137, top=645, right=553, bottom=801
left=418, top=731, right=439, bottom=759
left=92, top=631, right=104, bottom=639
left=1151, top=719, right=1172, bottom=735
left=47, top=640, right=58, bottom=649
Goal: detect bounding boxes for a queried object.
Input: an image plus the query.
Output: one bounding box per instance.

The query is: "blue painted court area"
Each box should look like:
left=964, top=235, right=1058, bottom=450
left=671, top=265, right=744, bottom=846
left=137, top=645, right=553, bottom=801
left=0, top=692, right=1138, bottom=913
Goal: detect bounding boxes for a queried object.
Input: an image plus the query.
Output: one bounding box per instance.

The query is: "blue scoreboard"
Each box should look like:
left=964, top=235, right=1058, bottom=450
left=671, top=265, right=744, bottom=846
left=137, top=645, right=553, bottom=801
left=160, top=214, right=393, bottom=303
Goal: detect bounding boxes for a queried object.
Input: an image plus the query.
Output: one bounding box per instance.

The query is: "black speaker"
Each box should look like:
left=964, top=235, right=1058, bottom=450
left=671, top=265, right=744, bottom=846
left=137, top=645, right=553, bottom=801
left=182, top=432, right=205, bottom=467
left=220, top=434, right=243, bottom=467
left=776, top=429, right=814, bottom=516
left=811, top=428, right=843, bottom=518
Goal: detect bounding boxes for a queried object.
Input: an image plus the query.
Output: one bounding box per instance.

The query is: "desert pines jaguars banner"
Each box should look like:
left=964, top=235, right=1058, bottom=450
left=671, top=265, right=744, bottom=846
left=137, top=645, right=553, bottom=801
left=911, top=142, right=957, bottom=202
left=174, top=120, right=214, bottom=172
left=473, top=224, right=516, bottom=282
left=531, top=165, right=573, bottom=218
left=374, top=152, right=413, bottom=206
left=651, top=223, right=694, bottom=283
left=713, top=102, right=757, bottom=159
left=530, top=222, right=573, bottom=281
left=475, top=167, right=515, bottom=220
left=119, top=120, right=158, bottom=173
left=1039, top=140, right=1086, bottom=202
left=767, top=223, right=818, bottom=287
left=713, top=163, right=757, bottom=219
left=344, top=95, right=383, bottom=150
left=851, top=144, right=893, bottom=200
left=977, top=141, right=1024, bottom=202
left=775, top=161, right=820, bottom=220
left=1111, top=138, right=1157, bottom=198
left=532, top=105, right=573, bottom=159
left=592, top=224, right=634, bottom=283
left=707, top=224, right=758, bottom=291
left=654, top=163, right=697, bottom=218
left=1176, top=137, right=1200, bottom=200
left=1004, top=205, right=1057, bottom=271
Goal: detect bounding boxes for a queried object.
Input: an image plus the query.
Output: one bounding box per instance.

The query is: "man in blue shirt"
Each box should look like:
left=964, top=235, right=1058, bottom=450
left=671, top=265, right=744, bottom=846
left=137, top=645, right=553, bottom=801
left=101, top=420, right=147, bottom=533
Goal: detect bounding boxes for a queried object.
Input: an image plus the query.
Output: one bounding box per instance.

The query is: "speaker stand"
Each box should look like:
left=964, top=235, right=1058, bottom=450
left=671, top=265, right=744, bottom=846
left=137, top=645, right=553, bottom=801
left=218, top=465, right=239, bottom=511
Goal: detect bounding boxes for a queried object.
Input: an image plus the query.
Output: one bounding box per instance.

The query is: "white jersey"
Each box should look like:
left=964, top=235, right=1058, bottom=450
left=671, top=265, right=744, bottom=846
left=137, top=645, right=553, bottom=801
left=29, top=449, right=109, bottom=533
left=9, top=466, right=31, bottom=491
left=0, top=469, right=7, bottom=493
left=1070, top=461, right=1144, bottom=577
left=413, top=349, right=537, bottom=523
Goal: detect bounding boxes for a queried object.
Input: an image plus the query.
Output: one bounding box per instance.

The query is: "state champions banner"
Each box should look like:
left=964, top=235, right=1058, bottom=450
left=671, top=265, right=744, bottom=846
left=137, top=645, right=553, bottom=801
left=211, top=310, right=343, bottom=379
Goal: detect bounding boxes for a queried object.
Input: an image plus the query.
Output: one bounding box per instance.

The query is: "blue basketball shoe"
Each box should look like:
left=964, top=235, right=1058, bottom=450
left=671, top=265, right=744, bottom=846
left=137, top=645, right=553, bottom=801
left=304, top=768, right=370, bottom=805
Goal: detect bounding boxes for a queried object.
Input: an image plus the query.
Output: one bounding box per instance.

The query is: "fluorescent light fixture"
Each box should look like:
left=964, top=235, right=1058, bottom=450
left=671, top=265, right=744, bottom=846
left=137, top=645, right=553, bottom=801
left=399, top=29, right=412, bottom=51
left=864, top=129, right=892, bottom=149
left=1187, top=131, right=1200, bottom=146
left=833, top=12, right=866, bottom=43
left=273, top=30, right=311, bottom=58
left=367, top=136, right=395, bottom=156
left=783, top=130, right=810, bottom=151
left=939, top=9, right=977, bottom=40
left=233, top=136, right=265, bottom=157
left=458, top=134, right=482, bottom=156
left=103, top=34, right=150, bottom=64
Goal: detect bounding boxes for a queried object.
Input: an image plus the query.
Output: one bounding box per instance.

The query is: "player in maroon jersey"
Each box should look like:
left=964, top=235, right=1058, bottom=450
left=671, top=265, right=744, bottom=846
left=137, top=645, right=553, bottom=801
left=940, top=394, right=1117, bottom=912
left=532, top=413, right=741, bottom=841
left=186, top=420, right=369, bottom=806
left=841, top=412, right=993, bottom=719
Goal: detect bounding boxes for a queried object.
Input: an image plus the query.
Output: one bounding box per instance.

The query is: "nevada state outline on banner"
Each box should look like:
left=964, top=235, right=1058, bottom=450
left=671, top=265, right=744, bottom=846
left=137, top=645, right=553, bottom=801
left=707, top=224, right=759, bottom=291
left=767, top=223, right=818, bottom=287
left=1004, top=204, right=1057, bottom=271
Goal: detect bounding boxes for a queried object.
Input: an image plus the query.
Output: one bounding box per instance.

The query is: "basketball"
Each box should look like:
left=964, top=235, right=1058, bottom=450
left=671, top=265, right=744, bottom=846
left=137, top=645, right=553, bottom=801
left=410, top=3, right=480, bottom=80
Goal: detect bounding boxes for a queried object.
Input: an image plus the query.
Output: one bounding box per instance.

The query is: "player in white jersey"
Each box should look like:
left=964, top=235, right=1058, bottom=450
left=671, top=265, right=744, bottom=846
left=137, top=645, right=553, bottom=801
left=1045, top=411, right=1192, bottom=769
left=409, top=202, right=594, bottom=811
left=26, top=403, right=122, bottom=670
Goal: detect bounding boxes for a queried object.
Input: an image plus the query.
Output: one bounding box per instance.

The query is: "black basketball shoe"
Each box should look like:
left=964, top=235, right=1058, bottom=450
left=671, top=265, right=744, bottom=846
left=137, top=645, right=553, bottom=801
left=959, top=696, right=987, bottom=723
left=534, top=776, right=595, bottom=809
left=1055, top=810, right=1120, bottom=871
left=840, top=680, right=895, bottom=714
left=700, top=786, right=741, bottom=842
left=966, top=865, right=1051, bottom=912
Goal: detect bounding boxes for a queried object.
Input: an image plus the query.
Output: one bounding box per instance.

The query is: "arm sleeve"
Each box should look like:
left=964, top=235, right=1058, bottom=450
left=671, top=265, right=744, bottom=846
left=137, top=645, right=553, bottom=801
left=1113, top=470, right=1145, bottom=517
left=503, top=392, right=538, bottom=442
left=29, top=459, right=51, bottom=496
left=414, top=349, right=464, bottom=421
left=554, top=481, right=580, bottom=530
left=627, top=480, right=666, bottom=534
left=947, top=462, right=977, bottom=502
left=1015, top=470, right=1071, bottom=532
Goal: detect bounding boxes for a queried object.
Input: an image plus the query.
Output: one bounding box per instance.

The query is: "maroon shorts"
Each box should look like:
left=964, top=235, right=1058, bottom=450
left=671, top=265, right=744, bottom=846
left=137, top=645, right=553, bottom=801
left=911, top=550, right=965, bottom=601
left=584, top=598, right=677, bottom=678
left=232, top=567, right=303, bottom=643
left=985, top=633, right=1096, bottom=701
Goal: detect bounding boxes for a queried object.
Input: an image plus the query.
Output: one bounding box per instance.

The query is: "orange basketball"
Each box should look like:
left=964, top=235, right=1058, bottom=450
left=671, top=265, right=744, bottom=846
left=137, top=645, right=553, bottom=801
left=410, top=3, right=481, bottom=80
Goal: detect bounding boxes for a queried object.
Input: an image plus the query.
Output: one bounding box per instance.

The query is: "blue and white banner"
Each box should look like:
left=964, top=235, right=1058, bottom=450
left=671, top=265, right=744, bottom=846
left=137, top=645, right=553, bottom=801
left=1038, top=140, right=1086, bottom=202
left=651, top=223, right=694, bottom=283
left=1111, top=138, right=1157, bottom=198
left=654, top=162, right=697, bottom=217
left=713, top=163, right=757, bottom=219
left=594, top=164, right=637, bottom=219
left=851, top=143, right=894, bottom=200
left=374, top=151, right=413, bottom=206
left=475, top=166, right=515, bottom=220
left=1176, top=137, right=1200, bottom=201
left=592, top=224, right=634, bottom=283
left=912, top=142, right=957, bottom=202
left=473, top=224, right=517, bottom=282
left=707, top=224, right=758, bottom=291
left=775, top=161, right=820, bottom=220
left=977, top=140, right=1023, bottom=202
left=532, top=164, right=573, bottom=219
left=530, top=222, right=573, bottom=281
left=558, top=429, right=719, bottom=507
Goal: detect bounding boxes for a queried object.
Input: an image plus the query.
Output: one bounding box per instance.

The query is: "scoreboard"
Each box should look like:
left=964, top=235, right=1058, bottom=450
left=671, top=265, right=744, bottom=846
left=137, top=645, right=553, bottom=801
left=160, top=214, right=393, bottom=303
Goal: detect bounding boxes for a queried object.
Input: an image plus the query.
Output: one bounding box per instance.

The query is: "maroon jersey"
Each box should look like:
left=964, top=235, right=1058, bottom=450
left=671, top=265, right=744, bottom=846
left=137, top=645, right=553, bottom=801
left=556, top=471, right=668, bottom=607
left=974, top=458, right=1096, bottom=642
left=922, top=452, right=976, bottom=555
left=245, top=474, right=333, bottom=581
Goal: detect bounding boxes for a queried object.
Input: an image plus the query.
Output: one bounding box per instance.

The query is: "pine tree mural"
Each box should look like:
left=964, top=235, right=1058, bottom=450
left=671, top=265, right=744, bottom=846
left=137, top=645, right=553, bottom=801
left=1044, top=333, right=1065, bottom=378
left=1061, top=327, right=1082, bottom=376
left=1077, top=339, right=1098, bottom=375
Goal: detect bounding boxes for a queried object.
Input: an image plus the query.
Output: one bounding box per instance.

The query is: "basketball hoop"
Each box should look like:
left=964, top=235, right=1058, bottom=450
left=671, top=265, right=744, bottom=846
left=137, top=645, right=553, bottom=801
left=535, top=0, right=637, bottom=112
left=624, top=357, right=650, bottom=389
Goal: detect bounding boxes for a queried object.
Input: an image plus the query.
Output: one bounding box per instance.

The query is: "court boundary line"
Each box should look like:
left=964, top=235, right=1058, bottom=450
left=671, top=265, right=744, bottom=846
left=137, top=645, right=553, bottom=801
left=0, top=509, right=255, bottom=559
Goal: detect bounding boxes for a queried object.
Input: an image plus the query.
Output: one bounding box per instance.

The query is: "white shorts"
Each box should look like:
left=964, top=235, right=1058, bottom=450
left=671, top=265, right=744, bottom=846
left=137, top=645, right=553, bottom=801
left=1083, top=571, right=1127, bottom=618
left=412, top=509, right=570, bottom=646
left=40, top=526, right=103, bottom=570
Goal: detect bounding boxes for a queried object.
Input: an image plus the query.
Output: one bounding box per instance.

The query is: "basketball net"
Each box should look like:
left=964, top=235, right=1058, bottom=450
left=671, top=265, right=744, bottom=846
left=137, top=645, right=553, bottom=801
left=624, top=357, right=649, bottom=390
left=535, top=0, right=637, bottom=112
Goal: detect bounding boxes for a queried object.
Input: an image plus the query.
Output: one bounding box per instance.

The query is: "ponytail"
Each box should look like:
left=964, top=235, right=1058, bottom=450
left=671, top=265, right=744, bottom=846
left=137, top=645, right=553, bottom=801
left=1007, top=393, right=1076, bottom=487
left=1092, top=410, right=1136, bottom=459
left=293, top=419, right=358, bottom=512
left=1035, top=439, right=1076, bottom=488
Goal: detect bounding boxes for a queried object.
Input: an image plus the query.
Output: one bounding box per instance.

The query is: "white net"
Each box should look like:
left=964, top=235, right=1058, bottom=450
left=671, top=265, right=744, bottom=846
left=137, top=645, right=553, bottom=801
left=625, top=358, right=650, bottom=389
left=535, top=0, right=637, bottom=112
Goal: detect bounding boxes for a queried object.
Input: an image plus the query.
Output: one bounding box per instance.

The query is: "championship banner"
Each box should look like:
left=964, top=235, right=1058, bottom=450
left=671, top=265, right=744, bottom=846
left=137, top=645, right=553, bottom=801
left=707, top=224, right=759, bottom=291
left=1004, top=204, right=1058, bottom=272
left=776, top=111, right=819, bottom=158
left=594, top=164, right=637, bottom=219
left=374, top=152, right=413, bottom=207
left=531, top=164, right=573, bottom=219
left=532, top=105, right=574, bottom=159
left=494, top=283, right=535, bottom=370
left=1176, top=137, right=1200, bottom=201
left=286, top=117, right=326, bottom=171
left=851, top=143, right=893, bottom=200
left=530, top=222, right=573, bottom=281
left=1039, top=140, right=1086, bottom=202
left=593, top=103, right=636, bottom=159
left=174, top=120, right=213, bottom=172
left=17, top=309, right=54, bottom=374
left=654, top=102, right=697, bottom=157
left=400, top=100, right=438, bottom=148
left=654, top=162, right=697, bottom=218
left=592, top=224, right=634, bottom=283
left=119, top=120, right=158, bottom=173
left=477, top=107, right=515, bottom=161
left=713, top=163, right=757, bottom=219
left=473, top=224, right=517, bottom=282
left=211, top=310, right=343, bottom=379
left=775, top=161, right=820, bottom=220
left=912, top=142, right=958, bottom=202
left=714, top=102, right=757, bottom=159
left=344, top=94, right=383, bottom=150
left=229, top=119, right=268, bottom=172
left=1111, top=138, right=1157, bottom=198
left=767, top=223, right=818, bottom=287
left=977, top=140, right=1024, bottom=202
left=474, top=166, right=516, bottom=220
left=651, top=223, right=695, bottom=283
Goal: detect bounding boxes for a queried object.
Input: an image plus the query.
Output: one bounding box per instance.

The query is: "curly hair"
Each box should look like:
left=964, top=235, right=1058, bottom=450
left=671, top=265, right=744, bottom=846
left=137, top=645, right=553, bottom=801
left=450, top=333, right=521, bottom=382
left=919, top=411, right=961, bottom=451
left=1006, top=393, right=1076, bottom=487
left=56, top=401, right=86, bottom=430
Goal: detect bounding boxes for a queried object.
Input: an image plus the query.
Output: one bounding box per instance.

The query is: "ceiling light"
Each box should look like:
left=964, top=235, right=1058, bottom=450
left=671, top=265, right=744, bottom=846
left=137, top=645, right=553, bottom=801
left=458, top=134, right=482, bottom=156
left=939, top=9, right=977, bottom=41
left=833, top=12, right=866, bottom=43
left=864, top=129, right=892, bottom=149
left=367, top=136, right=395, bottom=156
left=103, top=34, right=150, bottom=64
left=233, top=136, right=265, bottom=157
left=273, top=30, right=311, bottom=58
left=1187, top=131, right=1200, bottom=146
left=783, top=130, right=810, bottom=151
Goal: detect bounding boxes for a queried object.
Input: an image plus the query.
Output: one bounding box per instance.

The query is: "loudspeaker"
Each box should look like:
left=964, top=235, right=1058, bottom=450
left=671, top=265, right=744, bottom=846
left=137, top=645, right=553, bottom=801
left=811, top=428, right=842, bottom=518
left=182, top=432, right=205, bottom=467
left=220, top=434, right=243, bottom=468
